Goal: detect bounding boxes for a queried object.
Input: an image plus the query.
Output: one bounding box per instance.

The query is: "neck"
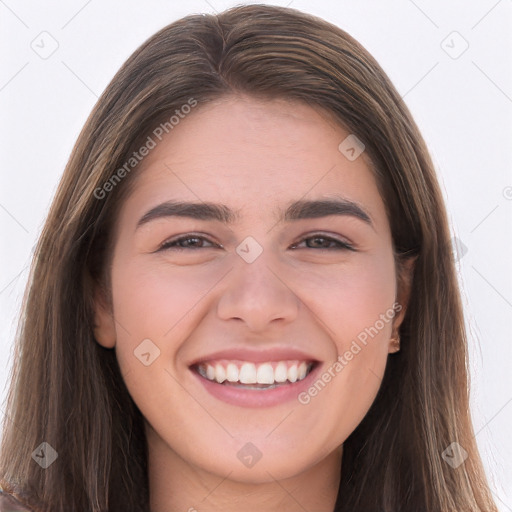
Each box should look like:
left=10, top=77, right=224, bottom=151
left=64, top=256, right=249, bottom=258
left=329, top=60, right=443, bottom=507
left=146, top=424, right=342, bottom=512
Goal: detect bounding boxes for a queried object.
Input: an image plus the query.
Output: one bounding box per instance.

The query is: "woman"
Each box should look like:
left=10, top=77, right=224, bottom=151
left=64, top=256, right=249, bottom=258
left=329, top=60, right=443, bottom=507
left=0, top=4, right=499, bottom=511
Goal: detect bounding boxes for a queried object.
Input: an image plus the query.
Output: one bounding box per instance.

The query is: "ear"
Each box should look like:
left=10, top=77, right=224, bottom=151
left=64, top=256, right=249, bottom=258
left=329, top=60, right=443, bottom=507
left=92, top=283, right=116, bottom=349
left=388, top=254, right=417, bottom=353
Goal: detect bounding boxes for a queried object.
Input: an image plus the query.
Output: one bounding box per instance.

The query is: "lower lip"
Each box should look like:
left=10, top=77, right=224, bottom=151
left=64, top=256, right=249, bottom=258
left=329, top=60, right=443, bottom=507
left=190, top=363, right=322, bottom=408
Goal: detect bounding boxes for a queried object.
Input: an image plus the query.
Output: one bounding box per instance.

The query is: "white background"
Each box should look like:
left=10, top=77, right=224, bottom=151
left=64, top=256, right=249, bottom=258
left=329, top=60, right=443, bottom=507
left=1, top=0, right=511, bottom=509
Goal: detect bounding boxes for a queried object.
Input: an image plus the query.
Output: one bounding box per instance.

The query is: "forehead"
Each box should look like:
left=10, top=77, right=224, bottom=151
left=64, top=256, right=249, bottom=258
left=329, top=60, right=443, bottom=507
left=116, top=95, right=389, bottom=234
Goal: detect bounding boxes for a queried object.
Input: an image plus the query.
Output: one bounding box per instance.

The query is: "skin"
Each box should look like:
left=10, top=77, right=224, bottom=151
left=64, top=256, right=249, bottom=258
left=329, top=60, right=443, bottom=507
left=93, top=95, right=415, bottom=512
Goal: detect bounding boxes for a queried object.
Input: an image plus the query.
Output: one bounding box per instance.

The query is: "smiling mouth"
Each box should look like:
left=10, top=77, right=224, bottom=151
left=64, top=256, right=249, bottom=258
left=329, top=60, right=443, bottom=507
left=191, top=359, right=318, bottom=389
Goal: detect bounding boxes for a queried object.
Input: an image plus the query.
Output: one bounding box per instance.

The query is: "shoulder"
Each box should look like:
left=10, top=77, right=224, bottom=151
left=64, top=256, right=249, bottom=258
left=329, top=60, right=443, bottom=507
left=0, top=490, right=34, bottom=511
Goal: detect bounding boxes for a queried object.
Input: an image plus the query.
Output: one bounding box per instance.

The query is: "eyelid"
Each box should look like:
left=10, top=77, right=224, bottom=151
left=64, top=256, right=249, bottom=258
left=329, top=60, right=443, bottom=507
left=156, top=232, right=219, bottom=252
left=156, top=231, right=356, bottom=252
left=291, top=232, right=355, bottom=251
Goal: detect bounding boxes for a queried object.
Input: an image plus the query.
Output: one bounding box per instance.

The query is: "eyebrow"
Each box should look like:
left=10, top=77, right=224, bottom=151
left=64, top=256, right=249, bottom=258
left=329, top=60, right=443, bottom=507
left=135, top=198, right=374, bottom=230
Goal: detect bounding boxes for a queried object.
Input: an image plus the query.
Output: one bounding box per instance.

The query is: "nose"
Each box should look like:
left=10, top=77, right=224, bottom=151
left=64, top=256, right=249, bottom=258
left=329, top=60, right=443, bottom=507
left=216, top=255, right=300, bottom=333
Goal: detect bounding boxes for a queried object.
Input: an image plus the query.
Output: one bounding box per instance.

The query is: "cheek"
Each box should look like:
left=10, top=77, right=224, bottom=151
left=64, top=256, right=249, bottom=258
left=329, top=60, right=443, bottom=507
left=303, top=248, right=396, bottom=344
left=112, top=256, right=211, bottom=331
left=108, top=258, right=213, bottom=426
left=300, top=250, right=396, bottom=438
left=343, top=254, right=396, bottom=340
left=109, top=256, right=220, bottom=369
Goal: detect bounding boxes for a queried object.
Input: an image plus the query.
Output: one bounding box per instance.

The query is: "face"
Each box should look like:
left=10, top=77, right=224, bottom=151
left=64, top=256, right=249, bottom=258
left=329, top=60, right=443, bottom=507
left=94, top=95, right=411, bottom=484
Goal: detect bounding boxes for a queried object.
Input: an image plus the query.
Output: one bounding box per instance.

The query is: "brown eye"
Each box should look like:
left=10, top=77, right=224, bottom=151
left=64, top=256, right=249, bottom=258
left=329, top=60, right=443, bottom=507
left=158, top=235, right=217, bottom=251
left=291, top=234, right=355, bottom=251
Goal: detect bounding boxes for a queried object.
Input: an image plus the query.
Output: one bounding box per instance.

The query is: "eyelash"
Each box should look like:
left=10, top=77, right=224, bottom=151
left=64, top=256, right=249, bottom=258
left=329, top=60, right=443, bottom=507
left=157, top=233, right=355, bottom=252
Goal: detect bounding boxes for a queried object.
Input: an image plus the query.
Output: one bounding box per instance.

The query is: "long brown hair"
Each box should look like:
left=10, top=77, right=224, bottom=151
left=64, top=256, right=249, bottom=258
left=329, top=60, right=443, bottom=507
left=0, top=4, right=498, bottom=511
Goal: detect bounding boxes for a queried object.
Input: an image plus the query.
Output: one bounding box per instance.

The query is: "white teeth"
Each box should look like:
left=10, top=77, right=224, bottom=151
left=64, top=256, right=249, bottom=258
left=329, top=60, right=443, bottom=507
left=274, top=362, right=288, bottom=383
left=239, top=363, right=257, bottom=384
left=288, top=365, right=298, bottom=383
left=256, top=363, right=274, bottom=384
left=215, top=364, right=226, bottom=383
left=206, top=365, right=215, bottom=380
left=226, top=363, right=238, bottom=382
left=197, top=360, right=314, bottom=386
left=298, top=361, right=308, bottom=380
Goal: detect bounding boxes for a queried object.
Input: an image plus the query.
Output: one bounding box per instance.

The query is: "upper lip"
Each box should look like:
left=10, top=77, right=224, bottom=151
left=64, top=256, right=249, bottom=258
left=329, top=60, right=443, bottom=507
left=189, top=347, right=320, bottom=366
